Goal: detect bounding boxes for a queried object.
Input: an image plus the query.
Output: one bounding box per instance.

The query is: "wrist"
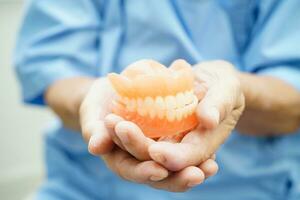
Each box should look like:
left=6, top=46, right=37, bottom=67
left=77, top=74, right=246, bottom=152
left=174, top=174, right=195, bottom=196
left=45, top=77, right=95, bottom=130
left=238, top=72, right=261, bottom=110
left=73, top=78, right=96, bottom=116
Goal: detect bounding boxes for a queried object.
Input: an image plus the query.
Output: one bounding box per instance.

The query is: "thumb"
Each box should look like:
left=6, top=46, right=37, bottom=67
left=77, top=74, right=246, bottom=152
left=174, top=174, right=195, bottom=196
left=79, top=78, right=116, bottom=155
left=196, top=87, right=229, bottom=130
left=82, top=121, right=114, bottom=155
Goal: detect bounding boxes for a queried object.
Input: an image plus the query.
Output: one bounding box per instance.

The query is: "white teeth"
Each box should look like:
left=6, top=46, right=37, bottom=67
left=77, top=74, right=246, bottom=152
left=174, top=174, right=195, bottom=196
left=176, top=92, right=185, bottom=108
left=182, top=90, right=191, bottom=104
left=118, top=90, right=198, bottom=121
left=175, top=107, right=184, bottom=121
left=127, top=99, right=136, bottom=112
left=165, top=96, right=176, bottom=110
left=187, top=90, right=194, bottom=104
left=183, top=91, right=189, bottom=104
left=145, top=96, right=154, bottom=111
left=155, top=96, right=165, bottom=119
left=166, top=110, right=176, bottom=122
left=187, top=95, right=198, bottom=115
left=145, top=96, right=155, bottom=119
left=137, top=98, right=147, bottom=116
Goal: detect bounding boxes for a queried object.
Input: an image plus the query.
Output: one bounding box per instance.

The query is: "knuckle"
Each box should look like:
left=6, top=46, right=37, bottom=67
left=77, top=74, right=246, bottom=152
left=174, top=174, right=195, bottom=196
left=113, top=160, right=126, bottom=180
left=103, top=151, right=134, bottom=182
left=133, top=164, right=148, bottom=183
left=117, top=155, right=131, bottom=169
left=115, top=121, right=125, bottom=132
left=103, top=155, right=123, bottom=179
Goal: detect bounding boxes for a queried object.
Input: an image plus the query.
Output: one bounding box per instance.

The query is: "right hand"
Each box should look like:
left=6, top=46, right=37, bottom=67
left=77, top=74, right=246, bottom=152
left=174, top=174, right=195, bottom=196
left=79, top=78, right=171, bottom=180
left=79, top=78, right=116, bottom=154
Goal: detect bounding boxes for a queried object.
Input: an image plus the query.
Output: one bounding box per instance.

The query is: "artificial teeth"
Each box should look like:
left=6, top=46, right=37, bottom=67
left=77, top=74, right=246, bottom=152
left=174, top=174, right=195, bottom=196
left=144, top=96, right=154, bottom=113
left=166, top=110, right=176, bottom=122
left=137, top=98, right=147, bottom=116
left=165, top=96, right=176, bottom=111
left=155, top=96, right=165, bottom=119
left=176, top=92, right=185, bottom=108
left=119, top=90, right=198, bottom=121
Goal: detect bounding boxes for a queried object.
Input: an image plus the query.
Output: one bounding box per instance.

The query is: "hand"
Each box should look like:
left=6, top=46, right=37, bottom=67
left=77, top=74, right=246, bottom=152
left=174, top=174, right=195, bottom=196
left=104, top=114, right=218, bottom=192
left=80, top=78, right=209, bottom=192
left=147, top=60, right=245, bottom=171
left=47, top=77, right=170, bottom=188
left=79, top=78, right=116, bottom=154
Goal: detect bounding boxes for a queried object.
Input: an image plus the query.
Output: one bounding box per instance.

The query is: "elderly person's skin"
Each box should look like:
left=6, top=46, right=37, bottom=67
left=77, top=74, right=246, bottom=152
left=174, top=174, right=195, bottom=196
left=45, top=60, right=300, bottom=192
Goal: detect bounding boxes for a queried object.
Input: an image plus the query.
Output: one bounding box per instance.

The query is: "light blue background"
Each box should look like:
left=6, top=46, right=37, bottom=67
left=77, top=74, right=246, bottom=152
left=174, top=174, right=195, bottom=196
left=15, top=0, right=300, bottom=199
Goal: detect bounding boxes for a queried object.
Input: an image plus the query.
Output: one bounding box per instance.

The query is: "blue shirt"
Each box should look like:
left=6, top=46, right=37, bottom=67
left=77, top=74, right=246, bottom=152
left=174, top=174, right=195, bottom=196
left=14, top=1, right=300, bottom=199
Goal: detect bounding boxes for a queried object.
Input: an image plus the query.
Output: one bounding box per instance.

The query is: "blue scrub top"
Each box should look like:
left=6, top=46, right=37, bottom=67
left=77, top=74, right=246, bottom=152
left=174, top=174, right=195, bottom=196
left=14, top=1, right=300, bottom=200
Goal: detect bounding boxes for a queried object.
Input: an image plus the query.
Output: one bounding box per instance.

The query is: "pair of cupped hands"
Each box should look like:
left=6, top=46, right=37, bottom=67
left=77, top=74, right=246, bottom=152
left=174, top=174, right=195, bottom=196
left=80, top=60, right=245, bottom=192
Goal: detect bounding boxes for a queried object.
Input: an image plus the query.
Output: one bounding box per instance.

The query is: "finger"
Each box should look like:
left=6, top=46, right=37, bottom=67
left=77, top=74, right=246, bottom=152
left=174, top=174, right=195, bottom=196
left=150, top=105, right=243, bottom=171
left=196, top=89, right=223, bottom=129
left=196, top=81, right=242, bottom=130
left=102, top=149, right=168, bottom=183
left=149, top=130, right=208, bottom=171
left=199, top=159, right=219, bottom=178
left=158, top=132, right=184, bottom=143
left=83, top=121, right=114, bottom=155
left=150, top=166, right=205, bottom=192
left=158, top=136, right=179, bottom=143
left=104, top=114, right=125, bottom=150
left=115, top=121, right=155, bottom=160
left=194, top=81, right=207, bottom=100
left=80, top=79, right=115, bottom=154
left=194, top=62, right=242, bottom=130
left=80, top=79, right=113, bottom=140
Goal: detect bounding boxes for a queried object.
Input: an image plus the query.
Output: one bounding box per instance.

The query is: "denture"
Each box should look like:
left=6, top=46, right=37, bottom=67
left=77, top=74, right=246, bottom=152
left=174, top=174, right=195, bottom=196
left=108, top=59, right=199, bottom=138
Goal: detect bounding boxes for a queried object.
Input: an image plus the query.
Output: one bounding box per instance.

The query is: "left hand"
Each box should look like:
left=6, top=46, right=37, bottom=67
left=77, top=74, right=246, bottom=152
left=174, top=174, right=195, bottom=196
left=104, top=114, right=218, bottom=192
left=148, top=60, right=245, bottom=171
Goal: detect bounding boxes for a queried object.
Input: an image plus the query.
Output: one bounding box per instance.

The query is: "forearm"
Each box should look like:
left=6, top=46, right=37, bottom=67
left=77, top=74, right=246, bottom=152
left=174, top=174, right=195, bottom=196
left=45, top=77, right=95, bottom=131
left=237, top=72, right=300, bottom=135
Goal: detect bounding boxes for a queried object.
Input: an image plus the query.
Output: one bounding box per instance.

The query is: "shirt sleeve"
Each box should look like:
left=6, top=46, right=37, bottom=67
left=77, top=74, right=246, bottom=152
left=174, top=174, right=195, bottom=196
left=243, top=1, right=300, bottom=91
left=14, top=0, right=104, bottom=105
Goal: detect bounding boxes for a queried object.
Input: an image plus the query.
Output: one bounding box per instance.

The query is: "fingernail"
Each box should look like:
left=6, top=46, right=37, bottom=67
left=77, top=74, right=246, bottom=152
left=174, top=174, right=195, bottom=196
left=89, top=133, right=101, bottom=148
left=150, top=175, right=165, bottom=181
left=194, top=83, right=206, bottom=100
left=88, top=133, right=103, bottom=155
left=116, top=130, right=129, bottom=144
left=187, top=182, right=200, bottom=187
left=202, top=107, right=220, bottom=128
